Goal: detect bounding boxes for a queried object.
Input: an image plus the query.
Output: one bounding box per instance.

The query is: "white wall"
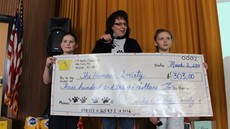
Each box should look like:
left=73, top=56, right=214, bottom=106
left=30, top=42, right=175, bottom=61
left=224, top=57, right=230, bottom=129
left=217, top=0, right=230, bottom=3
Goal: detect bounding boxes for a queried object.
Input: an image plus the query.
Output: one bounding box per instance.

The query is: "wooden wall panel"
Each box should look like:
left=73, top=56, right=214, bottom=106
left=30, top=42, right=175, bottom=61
left=0, top=23, right=8, bottom=77
left=0, top=0, right=18, bottom=16
left=0, top=0, right=57, bottom=129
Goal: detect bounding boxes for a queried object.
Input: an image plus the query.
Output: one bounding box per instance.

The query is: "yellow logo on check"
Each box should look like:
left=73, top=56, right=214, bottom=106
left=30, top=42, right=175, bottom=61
left=58, top=60, right=72, bottom=70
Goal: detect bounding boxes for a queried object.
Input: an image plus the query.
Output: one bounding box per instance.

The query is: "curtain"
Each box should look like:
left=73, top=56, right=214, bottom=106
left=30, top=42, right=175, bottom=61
left=58, top=0, right=227, bottom=129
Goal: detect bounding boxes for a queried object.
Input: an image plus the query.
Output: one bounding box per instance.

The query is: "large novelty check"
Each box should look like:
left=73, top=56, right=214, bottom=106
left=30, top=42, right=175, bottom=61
left=50, top=53, right=213, bottom=117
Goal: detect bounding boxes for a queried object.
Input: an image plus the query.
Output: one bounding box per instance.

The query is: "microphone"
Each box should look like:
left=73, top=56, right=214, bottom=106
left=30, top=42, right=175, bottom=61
left=111, top=33, right=118, bottom=48
left=112, top=32, right=118, bottom=39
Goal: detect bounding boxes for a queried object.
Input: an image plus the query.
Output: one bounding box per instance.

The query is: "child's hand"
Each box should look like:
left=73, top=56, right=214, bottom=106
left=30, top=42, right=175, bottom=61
left=149, top=117, right=159, bottom=125
left=46, top=57, right=56, bottom=68
left=203, top=62, right=208, bottom=69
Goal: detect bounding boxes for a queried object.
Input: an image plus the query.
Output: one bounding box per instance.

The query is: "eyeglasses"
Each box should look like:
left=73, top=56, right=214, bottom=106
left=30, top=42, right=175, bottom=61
left=114, top=22, right=128, bottom=26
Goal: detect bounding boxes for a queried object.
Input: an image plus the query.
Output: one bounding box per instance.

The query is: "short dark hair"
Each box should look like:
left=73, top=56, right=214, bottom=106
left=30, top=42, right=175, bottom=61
left=105, top=10, right=130, bottom=38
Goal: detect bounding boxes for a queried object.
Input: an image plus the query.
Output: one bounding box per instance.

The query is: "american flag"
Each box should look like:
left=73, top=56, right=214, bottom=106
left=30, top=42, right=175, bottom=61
left=4, top=0, right=23, bottom=115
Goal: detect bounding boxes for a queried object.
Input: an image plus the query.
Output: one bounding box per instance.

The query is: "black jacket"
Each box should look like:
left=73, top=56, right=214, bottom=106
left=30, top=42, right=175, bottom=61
left=92, top=38, right=142, bottom=53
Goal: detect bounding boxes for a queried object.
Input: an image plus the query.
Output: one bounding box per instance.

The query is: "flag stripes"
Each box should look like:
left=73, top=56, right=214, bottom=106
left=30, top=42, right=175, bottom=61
left=4, top=0, right=23, bottom=115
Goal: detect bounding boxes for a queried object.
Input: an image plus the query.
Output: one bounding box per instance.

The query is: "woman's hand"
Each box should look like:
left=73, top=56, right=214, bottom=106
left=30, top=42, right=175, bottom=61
left=100, top=34, right=112, bottom=43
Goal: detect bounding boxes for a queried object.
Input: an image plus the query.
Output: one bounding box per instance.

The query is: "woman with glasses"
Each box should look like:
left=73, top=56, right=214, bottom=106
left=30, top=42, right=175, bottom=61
left=92, top=10, right=142, bottom=54
left=92, top=10, right=142, bottom=129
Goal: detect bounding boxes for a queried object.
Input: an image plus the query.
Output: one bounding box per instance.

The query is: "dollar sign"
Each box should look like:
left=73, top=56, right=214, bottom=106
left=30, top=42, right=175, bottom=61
left=167, top=73, right=170, bottom=79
